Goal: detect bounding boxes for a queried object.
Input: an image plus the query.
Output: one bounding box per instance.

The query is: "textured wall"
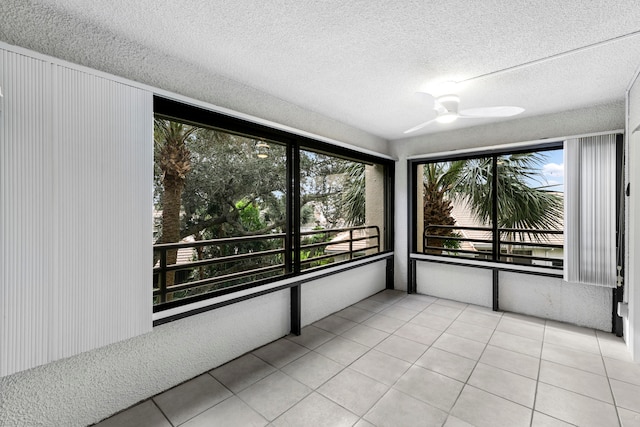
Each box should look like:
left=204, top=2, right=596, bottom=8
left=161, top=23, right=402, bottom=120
left=499, top=273, right=612, bottom=331
left=416, top=261, right=492, bottom=307
left=394, top=101, right=625, bottom=157
left=0, top=262, right=387, bottom=426
left=413, top=261, right=611, bottom=330
left=0, top=2, right=389, bottom=155
left=0, top=41, right=391, bottom=425
left=301, top=260, right=387, bottom=326
left=393, top=103, right=624, bottom=330
left=0, top=290, right=289, bottom=426
left=391, top=102, right=625, bottom=291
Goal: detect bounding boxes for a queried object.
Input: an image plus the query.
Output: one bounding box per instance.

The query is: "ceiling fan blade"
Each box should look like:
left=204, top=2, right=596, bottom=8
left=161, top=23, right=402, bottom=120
left=414, top=91, right=436, bottom=108
left=459, top=106, right=524, bottom=118
left=403, top=118, right=438, bottom=134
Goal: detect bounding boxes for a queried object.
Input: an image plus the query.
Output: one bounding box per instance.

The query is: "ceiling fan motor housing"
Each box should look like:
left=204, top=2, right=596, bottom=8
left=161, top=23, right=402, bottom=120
left=436, top=95, right=460, bottom=114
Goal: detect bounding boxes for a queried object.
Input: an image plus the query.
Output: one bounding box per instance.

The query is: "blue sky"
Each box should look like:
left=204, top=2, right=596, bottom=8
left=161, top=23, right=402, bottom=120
left=540, top=149, right=564, bottom=192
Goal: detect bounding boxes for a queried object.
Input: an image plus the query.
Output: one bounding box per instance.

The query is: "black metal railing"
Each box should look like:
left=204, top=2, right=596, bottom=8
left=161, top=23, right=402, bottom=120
left=423, top=224, right=563, bottom=269
left=153, top=225, right=380, bottom=305
left=299, top=225, right=380, bottom=270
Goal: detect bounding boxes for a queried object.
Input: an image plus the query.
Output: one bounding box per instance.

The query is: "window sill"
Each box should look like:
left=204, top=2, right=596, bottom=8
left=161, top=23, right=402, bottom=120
left=411, top=253, right=562, bottom=278
left=153, top=252, right=394, bottom=325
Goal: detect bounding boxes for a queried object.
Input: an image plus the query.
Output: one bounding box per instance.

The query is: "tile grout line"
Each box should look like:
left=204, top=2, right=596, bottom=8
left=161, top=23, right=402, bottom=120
left=442, top=308, right=552, bottom=425
left=330, top=293, right=444, bottom=425
left=528, top=319, right=546, bottom=427
left=431, top=301, right=480, bottom=426
left=598, top=332, right=624, bottom=427
left=470, top=311, right=524, bottom=407
left=363, top=294, right=456, bottom=425
left=264, top=292, right=440, bottom=425
left=150, top=398, right=175, bottom=427
left=117, top=291, right=634, bottom=426
left=275, top=292, right=406, bottom=426
left=344, top=294, right=428, bottom=425
left=96, top=291, right=632, bottom=427
left=534, top=321, right=621, bottom=426
left=338, top=292, right=410, bottom=426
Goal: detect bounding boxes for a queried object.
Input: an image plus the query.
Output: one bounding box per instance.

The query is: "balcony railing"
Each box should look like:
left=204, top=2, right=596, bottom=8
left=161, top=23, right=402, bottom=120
left=300, top=226, right=380, bottom=270
left=423, top=224, right=563, bottom=269
left=153, top=225, right=380, bottom=306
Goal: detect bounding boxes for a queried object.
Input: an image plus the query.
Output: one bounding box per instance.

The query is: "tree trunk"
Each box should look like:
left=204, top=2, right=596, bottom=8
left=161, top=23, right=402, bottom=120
left=155, top=120, right=193, bottom=301
left=423, top=182, right=456, bottom=255
left=160, top=175, right=184, bottom=295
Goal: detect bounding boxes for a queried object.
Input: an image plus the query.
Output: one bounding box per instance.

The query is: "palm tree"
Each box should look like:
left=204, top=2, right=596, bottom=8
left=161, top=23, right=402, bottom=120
left=342, top=162, right=365, bottom=226
left=154, top=119, right=196, bottom=290
left=422, top=162, right=460, bottom=254
left=423, top=152, right=563, bottom=257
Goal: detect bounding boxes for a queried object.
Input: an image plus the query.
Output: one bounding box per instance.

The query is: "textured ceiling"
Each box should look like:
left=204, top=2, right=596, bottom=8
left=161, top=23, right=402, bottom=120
left=2, top=0, right=640, bottom=142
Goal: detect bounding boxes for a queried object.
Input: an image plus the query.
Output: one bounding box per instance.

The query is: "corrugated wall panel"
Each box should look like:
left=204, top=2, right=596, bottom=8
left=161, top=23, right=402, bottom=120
left=0, top=50, right=53, bottom=376
left=51, top=65, right=153, bottom=361
left=0, top=49, right=152, bottom=377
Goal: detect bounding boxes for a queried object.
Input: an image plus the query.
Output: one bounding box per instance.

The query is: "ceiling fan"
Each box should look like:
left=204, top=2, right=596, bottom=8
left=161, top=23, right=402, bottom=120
left=403, top=91, right=525, bottom=134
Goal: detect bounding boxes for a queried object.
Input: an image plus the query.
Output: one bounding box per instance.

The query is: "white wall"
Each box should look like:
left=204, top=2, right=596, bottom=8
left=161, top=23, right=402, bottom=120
left=0, top=259, right=388, bottom=427
left=301, top=261, right=387, bottom=326
left=626, top=69, right=640, bottom=360
left=394, top=102, right=625, bottom=158
left=0, top=289, right=289, bottom=426
left=416, top=261, right=493, bottom=307
left=500, top=273, right=611, bottom=331
left=0, top=6, right=389, bottom=156
left=392, top=103, right=624, bottom=324
left=0, top=43, right=391, bottom=426
left=413, top=261, right=611, bottom=330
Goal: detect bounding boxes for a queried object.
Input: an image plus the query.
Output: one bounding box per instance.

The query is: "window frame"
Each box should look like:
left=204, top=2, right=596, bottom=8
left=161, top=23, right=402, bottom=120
left=153, top=96, right=394, bottom=313
left=408, top=141, right=564, bottom=271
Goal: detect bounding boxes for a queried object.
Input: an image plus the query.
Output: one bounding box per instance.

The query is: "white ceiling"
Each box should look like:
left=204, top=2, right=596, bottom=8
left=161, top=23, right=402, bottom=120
left=2, top=0, right=640, bottom=141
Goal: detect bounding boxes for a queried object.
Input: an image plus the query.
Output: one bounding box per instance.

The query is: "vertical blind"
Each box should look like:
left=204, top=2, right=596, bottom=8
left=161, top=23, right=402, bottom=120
left=0, top=49, right=153, bottom=376
left=564, top=134, right=617, bottom=287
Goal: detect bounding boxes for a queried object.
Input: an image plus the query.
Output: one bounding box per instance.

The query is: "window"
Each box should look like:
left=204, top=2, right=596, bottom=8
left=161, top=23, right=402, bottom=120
left=153, top=120, right=287, bottom=304
left=412, top=144, right=564, bottom=269
left=153, top=97, right=393, bottom=310
left=299, top=149, right=386, bottom=270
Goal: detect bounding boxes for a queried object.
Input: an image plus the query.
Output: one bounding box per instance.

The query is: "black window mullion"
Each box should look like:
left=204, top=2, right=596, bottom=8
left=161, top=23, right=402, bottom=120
left=385, top=161, right=395, bottom=255
left=284, top=142, right=294, bottom=274
left=408, top=159, right=417, bottom=293
left=291, top=142, right=301, bottom=274
left=153, top=95, right=394, bottom=316
left=289, top=141, right=302, bottom=335
left=491, top=156, right=499, bottom=262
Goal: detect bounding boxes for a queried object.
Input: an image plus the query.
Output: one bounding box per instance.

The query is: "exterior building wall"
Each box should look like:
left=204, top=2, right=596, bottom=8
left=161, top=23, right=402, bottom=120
left=365, top=164, right=386, bottom=251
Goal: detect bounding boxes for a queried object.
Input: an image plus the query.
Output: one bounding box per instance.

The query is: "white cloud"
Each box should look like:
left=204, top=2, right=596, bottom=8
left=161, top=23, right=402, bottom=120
left=542, top=162, right=564, bottom=178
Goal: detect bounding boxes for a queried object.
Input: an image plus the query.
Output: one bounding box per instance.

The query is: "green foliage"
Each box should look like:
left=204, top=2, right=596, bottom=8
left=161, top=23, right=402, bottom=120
left=300, top=249, right=333, bottom=268
left=236, top=199, right=265, bottom=232
left=443, top=232, right=462, bottom=250
left=299, top=150, right=366, bottom=228
left=178, top=129, right=287, bottom=239
left=342, top=163, right=365, bottom=225
left=153, top=118, right=370, bottom=305
left=452, top=153, right=562, bottom=241
left=423, top=151, right=563, bottom=248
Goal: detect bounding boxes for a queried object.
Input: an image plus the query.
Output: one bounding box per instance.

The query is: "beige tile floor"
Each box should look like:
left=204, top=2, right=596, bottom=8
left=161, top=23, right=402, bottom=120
left=94, top=290, right=640, bottom=427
